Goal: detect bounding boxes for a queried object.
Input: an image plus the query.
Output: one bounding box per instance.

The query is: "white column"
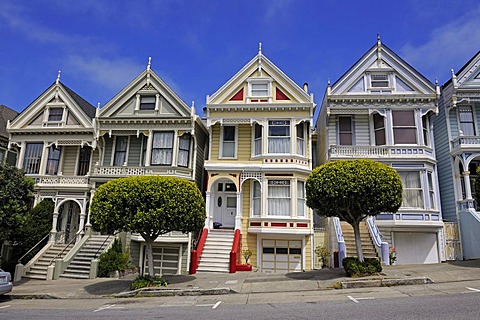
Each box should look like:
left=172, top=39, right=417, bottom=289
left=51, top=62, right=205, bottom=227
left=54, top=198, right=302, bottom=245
left=464, top=171, right=473, bottom=200
left=155, top=94, right=160, bottom=111
left=171, top=131, right=178, bottom=167
left=17, top=142, right=26, bottom=169
left=205, top=191, right=212, bottom=229
left=135, top=94, right=140, bottom=110
left=85, top=189, right=95, bottom=230
left=145, top=131, right=153, bottom=166
left=39, top=142, right=49, bottom=175
left=235, top=192, right=242, bottom=230
left=50, top=209, right=59, bottom=243
left=77, top=199, right=87, bottom=241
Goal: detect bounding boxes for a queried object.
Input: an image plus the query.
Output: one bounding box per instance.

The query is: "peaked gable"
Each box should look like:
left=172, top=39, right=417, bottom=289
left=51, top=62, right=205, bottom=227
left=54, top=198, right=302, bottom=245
left=331, top=40, right=435, bottom=96
left=452, top=50, right=480, bottom=88
left=99, top=67, right=192, bottom=119
left=207, top=50, right=312, bottom=105
left=8, top=81, right=95, bottom=131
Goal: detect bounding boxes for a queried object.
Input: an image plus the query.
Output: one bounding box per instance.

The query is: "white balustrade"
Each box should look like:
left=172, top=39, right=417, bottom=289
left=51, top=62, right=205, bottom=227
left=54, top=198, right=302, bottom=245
left=329, top=145, right=434, bottom=159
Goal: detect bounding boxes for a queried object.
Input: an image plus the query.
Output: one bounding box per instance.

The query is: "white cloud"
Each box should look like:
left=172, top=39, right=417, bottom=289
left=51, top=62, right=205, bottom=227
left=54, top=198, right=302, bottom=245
left=264, top=0, right=294, bottom=21
left=401, top=5, right=480, bottom=81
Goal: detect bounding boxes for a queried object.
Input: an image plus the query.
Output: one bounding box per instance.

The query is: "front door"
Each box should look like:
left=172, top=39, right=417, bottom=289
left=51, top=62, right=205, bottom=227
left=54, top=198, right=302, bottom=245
left=213, top=181, right=237, bottom=228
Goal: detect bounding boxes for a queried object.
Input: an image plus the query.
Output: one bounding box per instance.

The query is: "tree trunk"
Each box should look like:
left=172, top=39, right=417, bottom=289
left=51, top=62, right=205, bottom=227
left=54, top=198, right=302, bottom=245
left=352, top=220, right=364, bottom=262
left=145, top=239, right=155, bottom=276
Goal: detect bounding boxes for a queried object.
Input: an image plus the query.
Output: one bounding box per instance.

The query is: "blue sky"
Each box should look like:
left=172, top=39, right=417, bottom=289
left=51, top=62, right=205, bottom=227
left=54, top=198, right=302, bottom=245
left=1, top=0, right=479, bottom=116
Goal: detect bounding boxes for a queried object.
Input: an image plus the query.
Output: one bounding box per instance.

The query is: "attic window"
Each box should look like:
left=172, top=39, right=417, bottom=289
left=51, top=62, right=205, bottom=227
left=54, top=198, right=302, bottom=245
left=251, top=83, right=269, bottom=97
left=370, top=74, right=389, bottom=88
left=48, top=108, right=63, bottom=122
left=140, top=96, right=156, bottom=110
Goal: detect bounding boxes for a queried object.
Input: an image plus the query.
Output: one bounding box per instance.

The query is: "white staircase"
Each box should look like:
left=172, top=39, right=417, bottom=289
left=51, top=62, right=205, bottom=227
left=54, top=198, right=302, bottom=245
left=197, top=230, right=234, bottom=273
left=24, top=243, right=73, bottom=280
left=60, top=235, right=112, bottom=279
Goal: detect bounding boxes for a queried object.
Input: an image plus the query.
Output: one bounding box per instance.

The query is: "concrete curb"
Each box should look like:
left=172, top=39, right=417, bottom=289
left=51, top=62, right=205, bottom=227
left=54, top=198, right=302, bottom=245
left=113, top=287, right=232, bottom=298
left=8, top=294, right=62, bottom=300
left=341, top=277, right=433, bottom=289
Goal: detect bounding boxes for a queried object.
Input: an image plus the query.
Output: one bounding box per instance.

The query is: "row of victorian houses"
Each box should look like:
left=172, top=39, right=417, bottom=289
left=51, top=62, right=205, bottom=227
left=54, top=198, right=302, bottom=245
left=2, top=38, right=480, bottom=279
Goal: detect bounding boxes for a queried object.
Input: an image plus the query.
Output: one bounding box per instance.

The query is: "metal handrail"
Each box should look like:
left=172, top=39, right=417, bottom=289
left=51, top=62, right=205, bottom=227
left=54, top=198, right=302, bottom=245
left=49, top=235, right=77, bottom=265
left=17, top=233, right=49, bottom=264
left=93, top=234, right=112, bottom=258
left=333, top=217, right=344, bottom=242
left=366, top=217, right=383, bottom=247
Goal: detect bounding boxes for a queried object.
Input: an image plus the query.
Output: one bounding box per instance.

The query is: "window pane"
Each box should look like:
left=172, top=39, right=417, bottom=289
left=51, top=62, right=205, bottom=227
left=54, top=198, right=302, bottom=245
left=339, top=133, right=352, bottom=145
left=393, top=128, right=417, bottom=144
left=393, top=111, right=416, bottom=144
left=113, top=137, right=128, bottom=166
left=251, top=83, right=268, bottom=96
left=392, top=110, right=415, bottom=126
left=253, top=181, right=261, bottom=216
left=297, top=181, right=305, bottom=217
left=77, top=147, right=91, bottom=175
left=23, top=143, right=43, bottom=174
left=223, top=126, right=235, bottom=141
left=140, top=96, right=156, bottom=110
left=268, top=180, right=291, bottom=216
left=459, top=106, right=476, bottom=135
left=151, top=132, right=174, bottom=165
left=399, top=171, right=424, bottom=208
left=338, top=117, right=351, bottom=131
left=268, top=121, right=290, bottom=153
left=46, top=146, right=61, bottom=175
left=375, top=129, right=386, bottom=146
left=48, top=108, right=63, bottom=121
left=373, top=113, right=384, bottom=129
left=178, top=134, right=191, bottom=167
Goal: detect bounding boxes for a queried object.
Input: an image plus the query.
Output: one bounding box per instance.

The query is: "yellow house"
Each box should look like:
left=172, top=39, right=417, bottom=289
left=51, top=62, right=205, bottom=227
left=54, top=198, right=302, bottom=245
left=195, top=46, right=316, bottom=273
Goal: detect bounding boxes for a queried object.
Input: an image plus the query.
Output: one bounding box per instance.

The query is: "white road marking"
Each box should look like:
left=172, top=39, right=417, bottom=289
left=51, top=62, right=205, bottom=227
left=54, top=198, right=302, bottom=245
left=225, top=280, right=238, bottom=284
left=348, top=296, right=375, bottom=303
left=197, top=304, right=215, bottom=307
left=466, top=287, right=480, bottom=292
left=348, top=295, right=359, bottom=303
left=0, top=305, right=11, bottom=309
left=212, top=301, right=222, bottom=309
left=93, top=304, right=125, bottom=313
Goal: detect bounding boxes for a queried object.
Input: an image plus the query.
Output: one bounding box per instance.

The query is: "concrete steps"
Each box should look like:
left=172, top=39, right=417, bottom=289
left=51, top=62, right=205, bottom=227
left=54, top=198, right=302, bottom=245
left=341, top=221, right=378, bottom=259
left=197, top=230, right=234, bottom=273
left=60, top=235, right=111, bottom=279
left=24, top=244, right=73, bottom=280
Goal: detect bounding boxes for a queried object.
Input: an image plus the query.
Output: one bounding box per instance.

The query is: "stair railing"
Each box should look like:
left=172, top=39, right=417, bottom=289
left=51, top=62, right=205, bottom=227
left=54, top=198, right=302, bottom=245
left=333, top=217, right=346, bottom=267
left=93, top=235, right=112, bottom=259
left=49, top=235, right=77, bottom=265
left=190, top=228, right=208, bottom=274
left=17, top=233, right=49, bottom=265
left=366, top=217, right=390, bottom=265
left=229, top=229, right=241, bottom=273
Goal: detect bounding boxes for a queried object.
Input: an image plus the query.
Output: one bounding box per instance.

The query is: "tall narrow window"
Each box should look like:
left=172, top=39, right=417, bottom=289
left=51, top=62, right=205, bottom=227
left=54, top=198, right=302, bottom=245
left=252, top=180, right=261, bottom=217
left=392, top=110, right=417, bottom=144
left=254, top=124, right=262, bottom=156
left=140, top=96, right=156, bottom=110
left=77, top=147, right=91, bottom=175
left=178, top=133, right=191, bottom=167
left=373, top=113, right=386, bottom=146
left=222, top=126, right=236, bottom=158
left=338, top=116, right=353, bottom=145
left=268, top=120, right=290, bottom=153
left=422, top=115, right=429, bottom=146
left=45, top=146, right=61, bottom=175
left=113, top=136, right=128, bottom=166
left=23, top=143, right=43, bottom=174
left=459, top=106, right=476, bottom=136
left=141, top=135, right=148, bottom=166
left=151, top=132, right=174, bottom=165
left=48, top=108, right=63, bottom=122
left=399, top=171, right=424, bottom=208
left=297, top=181, right=305, bottom=217
left=296, top=123, right=305, bottom=155
left=267, top=180, right=291, bottom=216
left=427, top=172, right=436, bottom=210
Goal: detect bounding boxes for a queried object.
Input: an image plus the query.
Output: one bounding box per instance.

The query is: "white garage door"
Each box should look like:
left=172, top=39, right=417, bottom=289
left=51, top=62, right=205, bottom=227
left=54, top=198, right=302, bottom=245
left=144, top=245, right=181, bottom=276
left=261, top=239, right=302, bottom=273
left=394, top=233, right=439, bottom=264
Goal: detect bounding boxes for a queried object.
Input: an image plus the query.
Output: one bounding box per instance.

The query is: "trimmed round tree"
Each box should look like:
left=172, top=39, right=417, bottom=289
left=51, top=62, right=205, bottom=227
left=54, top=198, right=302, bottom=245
left=306, top=159, right=403, bottom=262
left=90, top=176, right=206, bottom=275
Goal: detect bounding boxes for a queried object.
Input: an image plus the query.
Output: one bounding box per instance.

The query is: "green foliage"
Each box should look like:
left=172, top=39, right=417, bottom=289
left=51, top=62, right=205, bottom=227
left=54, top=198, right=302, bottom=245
left=343, top=257, right=382, bottom=277
left=90, top=176, right=206, bottom=239
left=130, top=275, right=168, bottom=290
left=242, top=249, right=253, bottom=264
left=98, top=238, right=130, bottom=277
left=474, top=167, right=480, bottom=205
left=306, top=159, right=403, bottom=222
left=0, top=164, right=35, bottom=245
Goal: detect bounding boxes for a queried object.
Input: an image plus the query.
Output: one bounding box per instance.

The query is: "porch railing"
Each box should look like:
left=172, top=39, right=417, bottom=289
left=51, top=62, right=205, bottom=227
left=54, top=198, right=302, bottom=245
left=451, top=136, right=480, bottom=149
left=31, top=175, right=89, bottom=185
left=329, top=145, right=434, bottom=159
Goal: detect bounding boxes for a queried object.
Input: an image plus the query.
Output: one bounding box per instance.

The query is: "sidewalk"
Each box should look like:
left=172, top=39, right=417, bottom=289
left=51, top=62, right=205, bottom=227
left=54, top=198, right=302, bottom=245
left=8, top=260, right=480, bottom=299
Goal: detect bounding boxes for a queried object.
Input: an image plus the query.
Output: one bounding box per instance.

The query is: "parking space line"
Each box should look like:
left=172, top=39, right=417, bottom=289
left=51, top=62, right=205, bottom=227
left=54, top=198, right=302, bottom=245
left=466, top=287, right=480, bottom=292
left=212, top=301, right=222, bottom=309
left=348, top=296, right=359, bottom=303
left=0, top=305, right=11, bottom=309
left=93, top=304, right=125, bottom=313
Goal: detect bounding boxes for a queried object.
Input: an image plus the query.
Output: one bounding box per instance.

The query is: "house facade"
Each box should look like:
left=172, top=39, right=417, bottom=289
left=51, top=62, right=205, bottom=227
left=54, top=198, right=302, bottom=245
left=433, top=51, right=480, bottom=260
left=0, top=105, right=18, bottom=165
left=92, top=60, right=208, bottom=276
left=317, top=38, right=444, bottom=265
left=197, top=47, right=316, bottom=273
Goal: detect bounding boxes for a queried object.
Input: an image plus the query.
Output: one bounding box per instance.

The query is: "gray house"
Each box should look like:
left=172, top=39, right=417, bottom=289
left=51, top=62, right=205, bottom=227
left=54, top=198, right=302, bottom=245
left=433, top=50, right=480, bottom=260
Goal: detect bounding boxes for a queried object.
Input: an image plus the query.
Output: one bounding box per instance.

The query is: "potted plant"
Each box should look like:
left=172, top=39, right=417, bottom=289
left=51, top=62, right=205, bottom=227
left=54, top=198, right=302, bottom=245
left=315, top=246, right=330, bottom=268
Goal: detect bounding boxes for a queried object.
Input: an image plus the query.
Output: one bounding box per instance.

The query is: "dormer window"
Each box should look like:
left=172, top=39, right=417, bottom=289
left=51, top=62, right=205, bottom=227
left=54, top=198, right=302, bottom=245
left=140, top=96, right=156, bottom=110
left=48, top=108, right=64, bottom=122
left=251, top=82, right=269, bottom=97
left=369, top=74, right=391, bottom=94
left=248, top=79, right=272, bottom=102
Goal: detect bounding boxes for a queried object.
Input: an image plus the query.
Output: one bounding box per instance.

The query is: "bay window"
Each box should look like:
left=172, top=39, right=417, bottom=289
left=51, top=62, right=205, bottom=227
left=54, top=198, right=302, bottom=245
left=267, top=180, right=290, bottom=216
left=23, top=143, right=43, bottom=174
left=151, top=132, right=174, bottom=165
left=178, top=133, right=191, bottom=167
left=399, top=171, right=424, bottom=208
left=392, top=110, right=416, bottom=144
left=268, top=120, right=290, bottom=154
left=113, top=136, right=128, bottom=166
left=221, top=126, right=236, bottom=158
left=45, top=146, right=61, bottom=175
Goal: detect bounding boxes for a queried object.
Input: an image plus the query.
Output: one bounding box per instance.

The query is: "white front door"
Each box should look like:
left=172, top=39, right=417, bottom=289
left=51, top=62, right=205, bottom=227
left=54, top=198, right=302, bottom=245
left=213, top=181, right=237, bottom=228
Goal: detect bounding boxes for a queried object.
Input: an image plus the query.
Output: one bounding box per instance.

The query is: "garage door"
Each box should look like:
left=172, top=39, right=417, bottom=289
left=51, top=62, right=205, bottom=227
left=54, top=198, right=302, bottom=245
left=394, top=233, right=439, bottom=264
left=262, top=239, right=302, bottom=273
left=144, top=245, right=181, bottom=276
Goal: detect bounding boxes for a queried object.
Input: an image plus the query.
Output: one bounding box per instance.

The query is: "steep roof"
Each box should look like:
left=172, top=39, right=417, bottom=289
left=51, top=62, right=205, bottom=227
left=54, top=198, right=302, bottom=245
left=0, top=104, right=18, bottom=138
left=61, top=82, right=96, bottom=118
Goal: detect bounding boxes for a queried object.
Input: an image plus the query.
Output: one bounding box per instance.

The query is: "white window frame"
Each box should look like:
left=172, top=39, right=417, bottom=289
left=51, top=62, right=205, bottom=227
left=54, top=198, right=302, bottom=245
left=458, top=105, right=477, bottom=136
left=47, top=107, right=64, bottom=122
left=45, top=145, right=62, bottom=175
left=112, top=136, right=130, bottom=166
left=427, top=171, right=436, bottom=210
left=368, top=73, right=392, bottom=94
left=267, top=179, right=291, bottom=217
left=247, top=78, right=272, bottom=102
left=177, top=133, right=191, bottom=168
left=139, top=96, right=156, bottom=110
left=151, top=131, right=175, bottom=166
left=268, top=120, right=291, bottom=154
left=23, top=142, right=44, bottom=174
left=297, top=180, right=306, bottom=217
left=392, top=110, right=417, bottom=145
left=337, top=116, right=353, bottom=146
left=252, top=123, right=262, bottom=157
left=220, top=125, right=237, bottom=159
left=251, top=180, right=262, bottom=217
left=296, top=122, right=306, bottom=156
left=398, top=170, right=424, bottom=209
